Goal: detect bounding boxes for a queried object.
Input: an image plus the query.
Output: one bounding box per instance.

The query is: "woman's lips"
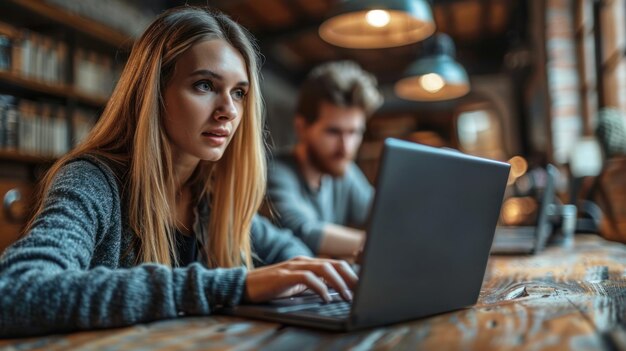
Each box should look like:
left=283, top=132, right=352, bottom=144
left=201, top=132, right=227, bottom=145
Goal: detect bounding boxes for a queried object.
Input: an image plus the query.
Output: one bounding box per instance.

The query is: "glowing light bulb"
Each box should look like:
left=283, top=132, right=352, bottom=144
left=508, top=155, right=528, bottom=178
left=419, top=73, right=445, bottom=93
left=366, top=9, right=390, bottom=27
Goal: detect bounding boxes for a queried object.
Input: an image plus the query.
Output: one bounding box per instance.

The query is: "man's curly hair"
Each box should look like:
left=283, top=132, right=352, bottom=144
left=296, top=61, right=383, bottom=124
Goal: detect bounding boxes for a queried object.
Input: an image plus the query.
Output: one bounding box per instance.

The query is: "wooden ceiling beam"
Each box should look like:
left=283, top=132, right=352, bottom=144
left=480, top=0, right=493, bottom=38
left=442, top=2, right=457, bottom=35
left=279, top=0, right=311, bottom=22
left=253, top=21, right=320, bottom=44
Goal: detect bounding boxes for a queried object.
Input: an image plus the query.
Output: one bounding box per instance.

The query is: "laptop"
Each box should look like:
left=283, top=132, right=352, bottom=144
left=490, top=164, right=557, bottom=255
left=219, top=138, right=510, bottom=331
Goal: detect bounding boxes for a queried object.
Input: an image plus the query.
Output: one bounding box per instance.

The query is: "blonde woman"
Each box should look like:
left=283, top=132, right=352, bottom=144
left=0, top=7, right=356, bottom=337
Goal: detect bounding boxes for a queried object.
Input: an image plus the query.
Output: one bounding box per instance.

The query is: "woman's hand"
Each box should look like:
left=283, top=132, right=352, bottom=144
left=244, top=256, right=358, bottom=303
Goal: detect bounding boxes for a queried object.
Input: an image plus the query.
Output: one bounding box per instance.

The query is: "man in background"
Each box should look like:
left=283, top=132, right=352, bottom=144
left=264, top=61, right=383, bottom=258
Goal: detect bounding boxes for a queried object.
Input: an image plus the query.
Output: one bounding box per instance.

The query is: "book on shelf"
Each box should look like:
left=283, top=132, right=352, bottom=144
left=74, top=48, right=118, bottom=98
left=0, top=21, right=16, bottom=72
left=0, top=35, right=9, bottom=72
left=0, top=94, right=94, bottom=158
left=9, top=29, right=68, bottom=86
left=0, top=94, right=18, bottom=152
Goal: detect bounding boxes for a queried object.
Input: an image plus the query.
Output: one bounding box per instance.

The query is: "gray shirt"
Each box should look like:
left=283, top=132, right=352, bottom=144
left=266, top=152, right=374, bottom=253
left=0, top=155, right=312, bottom=337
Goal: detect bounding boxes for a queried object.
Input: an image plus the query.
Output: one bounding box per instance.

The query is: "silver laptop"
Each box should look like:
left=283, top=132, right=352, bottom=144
left=490, top=164, right=557, bottom=255
left=219, top=138, right=510, bottom=331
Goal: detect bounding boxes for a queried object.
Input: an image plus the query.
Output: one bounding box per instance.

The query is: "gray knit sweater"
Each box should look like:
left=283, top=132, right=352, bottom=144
left=0, top=156, right=312, bottom=337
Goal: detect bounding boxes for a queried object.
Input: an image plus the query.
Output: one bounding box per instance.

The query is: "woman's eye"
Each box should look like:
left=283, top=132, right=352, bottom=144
left=194, top=81, right=213, bottom=92
left=232, top=89, right=247, bottom=101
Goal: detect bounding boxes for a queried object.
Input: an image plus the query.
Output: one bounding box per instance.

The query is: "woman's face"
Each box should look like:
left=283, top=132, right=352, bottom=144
left=163, top=39, right=249, bottom=164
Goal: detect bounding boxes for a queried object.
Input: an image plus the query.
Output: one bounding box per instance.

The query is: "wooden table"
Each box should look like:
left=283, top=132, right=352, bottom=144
left=2, top=234, right=626, bottom=350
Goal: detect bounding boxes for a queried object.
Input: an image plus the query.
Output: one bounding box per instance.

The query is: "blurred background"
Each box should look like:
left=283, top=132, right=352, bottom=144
left=0, top=0, right=625, bottom=251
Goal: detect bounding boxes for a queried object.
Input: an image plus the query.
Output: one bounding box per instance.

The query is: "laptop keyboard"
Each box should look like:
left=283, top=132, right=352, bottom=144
left=297, top=301, right=351, bottom=318
left=269, top=289, right=353, bottom=319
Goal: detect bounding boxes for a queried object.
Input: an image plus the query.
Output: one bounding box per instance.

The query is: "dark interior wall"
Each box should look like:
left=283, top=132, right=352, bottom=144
left=261, top=68, right=298, bottom=150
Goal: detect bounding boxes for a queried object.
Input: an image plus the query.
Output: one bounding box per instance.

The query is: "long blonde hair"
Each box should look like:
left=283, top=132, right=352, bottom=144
left=28, top=7, right=265, bottom=268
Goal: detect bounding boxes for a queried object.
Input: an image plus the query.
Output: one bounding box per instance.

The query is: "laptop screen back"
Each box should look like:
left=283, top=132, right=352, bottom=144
left=350, top=139, right=510, bottom=329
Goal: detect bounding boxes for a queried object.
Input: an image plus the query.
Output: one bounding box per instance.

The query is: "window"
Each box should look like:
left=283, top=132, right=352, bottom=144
left=455, top=102, right=506, bottom=160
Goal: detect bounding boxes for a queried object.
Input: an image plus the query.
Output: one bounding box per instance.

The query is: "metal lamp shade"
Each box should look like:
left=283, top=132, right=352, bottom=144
left=394, top=55, right=470, bottom=101
left=319, top=0, right=435, bottom=49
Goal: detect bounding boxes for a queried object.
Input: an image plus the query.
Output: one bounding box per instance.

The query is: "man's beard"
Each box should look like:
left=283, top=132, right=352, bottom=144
left=307, top=145, right=348, bottom=177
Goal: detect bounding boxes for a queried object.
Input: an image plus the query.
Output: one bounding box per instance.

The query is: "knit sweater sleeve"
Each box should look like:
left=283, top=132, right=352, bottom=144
left=0, top=160, right=246, bottom=337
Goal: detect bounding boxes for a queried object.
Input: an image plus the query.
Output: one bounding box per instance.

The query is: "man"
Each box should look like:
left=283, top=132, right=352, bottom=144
left=265, top=61, right=383, bottom=257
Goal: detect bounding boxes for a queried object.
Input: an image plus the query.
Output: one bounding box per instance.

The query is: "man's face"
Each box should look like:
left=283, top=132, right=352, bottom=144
left=300, top=101, right=366, bottom=177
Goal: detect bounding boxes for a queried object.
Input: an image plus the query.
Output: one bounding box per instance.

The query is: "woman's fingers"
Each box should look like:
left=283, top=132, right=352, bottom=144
left=331, top=260, right=358, bottom=289
left=296, top=258, right=358, bottom=290
left=244, top=257, right=359, bottom=303
left=274, top=283, right=309, bottom=298
left=245, top=266, right=331, bottom=303
left=306, top=262, right=353, bottom=301
left=286, top=259, right=356, bottom=301
left=289, top=270, right=331, bottom=302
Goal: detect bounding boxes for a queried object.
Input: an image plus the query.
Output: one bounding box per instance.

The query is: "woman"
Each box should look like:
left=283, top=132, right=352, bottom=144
left=0, top=6, right=356, bottom=337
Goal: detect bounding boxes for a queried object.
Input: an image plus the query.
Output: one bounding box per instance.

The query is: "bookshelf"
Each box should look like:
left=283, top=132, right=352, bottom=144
left=0, top=149, right=55, bottom=164
left=0, top=70, right=108, bottom=107
left=0, top=1, right=132, bottom=161
left=8, top=0, right=130, bottom=48
left=0, top=0, right=139, bottom=252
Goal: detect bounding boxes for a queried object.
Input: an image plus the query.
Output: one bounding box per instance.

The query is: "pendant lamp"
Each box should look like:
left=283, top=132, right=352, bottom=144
left=319, top=0, right=436, bottom=49
left=395, top=33, right=470, bottom=101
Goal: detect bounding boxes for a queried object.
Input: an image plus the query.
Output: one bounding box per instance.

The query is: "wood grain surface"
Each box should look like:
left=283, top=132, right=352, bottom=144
left=1, top=234, right=626, bottom=350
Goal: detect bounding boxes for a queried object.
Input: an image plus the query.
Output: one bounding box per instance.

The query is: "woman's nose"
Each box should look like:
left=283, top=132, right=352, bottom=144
left=214, top=94, right=237, bottom=121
